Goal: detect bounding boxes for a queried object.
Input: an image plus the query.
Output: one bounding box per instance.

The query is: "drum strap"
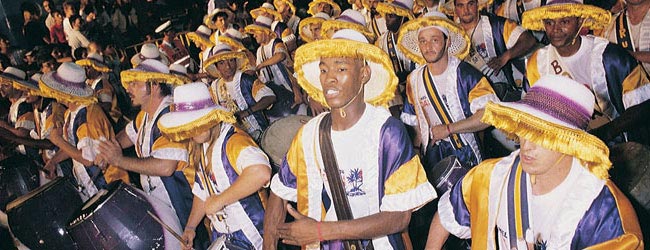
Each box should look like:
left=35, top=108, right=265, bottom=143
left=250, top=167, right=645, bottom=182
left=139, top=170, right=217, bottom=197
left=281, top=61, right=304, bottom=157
left=318, top=114, right=374, bottom=250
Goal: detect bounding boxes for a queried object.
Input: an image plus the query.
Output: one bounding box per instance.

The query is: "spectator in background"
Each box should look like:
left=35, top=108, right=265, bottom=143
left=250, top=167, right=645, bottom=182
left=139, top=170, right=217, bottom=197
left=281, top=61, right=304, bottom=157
left=43, top=0, right=55, bottom=30
left=63, top=1, right=76, bottom=39
left=50, top=9, right=67, bottom=44
left=22, top=3, right=49, bottom=49
left=68, top=15, right=90, bottom=52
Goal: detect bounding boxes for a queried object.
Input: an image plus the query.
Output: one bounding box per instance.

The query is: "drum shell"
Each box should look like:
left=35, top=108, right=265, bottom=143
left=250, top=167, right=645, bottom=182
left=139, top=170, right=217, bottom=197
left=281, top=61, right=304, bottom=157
left=68, top=181, right=169, bottom=250
left=6, top=177, right=82, bottom=250
left=426, top=156, right=469, bottom=195
left=260, top=115, right=311, bottom=169
left=0, top=154, right=40, bottom=211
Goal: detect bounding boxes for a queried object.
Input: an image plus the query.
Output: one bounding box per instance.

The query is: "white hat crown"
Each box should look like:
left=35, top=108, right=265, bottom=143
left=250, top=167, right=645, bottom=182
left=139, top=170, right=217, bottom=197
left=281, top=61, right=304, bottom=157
left=332, top=29, right=369, bottom=43
left=255, top=16, right=274, bottom=28
left=172, top=82, right=214, bottom=107
left=136, top=59, right=170, bottom=73
left=196, top=25, right=212, bottom=36
left=57, top=63, right=86, bottom=84
left=337, top=9, right=366, bottom=26
left=3, top=67, right=27, bottom=80
left=140, top=43, right=161, bottom=59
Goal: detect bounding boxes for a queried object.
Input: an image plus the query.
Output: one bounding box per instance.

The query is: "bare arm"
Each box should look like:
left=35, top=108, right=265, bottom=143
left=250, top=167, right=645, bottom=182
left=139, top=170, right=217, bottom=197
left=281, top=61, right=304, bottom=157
left=257, top=51, right=287, bottom=69
left=115, top=129, right=134, bottom=149
left=234, top=96, right=277, bottom=120
left=49, top=132, right=94, bottom=166
left=431, top=109, right=490, bottom=142
left=487, top=31, right=537, bottom=73
left=0, top=126, right=54, bottom=149
left=631, top=51, right=650, bottom=64
left=0, top=120, right=30, bottom=138
left=424, top=213, right=450, bottom=250
left=205, top=164, right=271, bottom=215
left=181, top=195, right=206, bottom=250
left=96, top=137, right=179, bottom=176
left=263, top=192, right=288, bottom=250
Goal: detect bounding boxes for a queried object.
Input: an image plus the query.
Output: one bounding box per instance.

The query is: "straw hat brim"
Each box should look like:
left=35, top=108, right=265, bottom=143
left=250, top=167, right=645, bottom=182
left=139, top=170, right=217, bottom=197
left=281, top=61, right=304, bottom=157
left=76, top=59, right=111, bottom=73
left=158, top=107, right=236, bottom=141
left=308, top=0, right=342, bottom=17
left=481, top=101, right=612, bottom=179
left=274, top=0, right=296, bottom=15
left=440, top=0, right=493, bottom=16
left=12, top=80, right=39, bottom=93
left=217, top=36, right=246, bottom=52
left=0, top=74, right=33, bottom=91
left=204, top=9, right=235, bottom=29
left=244, top=24, right=276, bottom=37
left=397, top=17, right=471, bottom=64
left=202, top=51, right=249, bottom=79
left=321, top=19, right=376, bottom=42
left=521, top=3, right=611, bottom=31
left=251, top=7, right=283, bottom=21
left=38, top=74, right=96, bottom=105
left=130, top=53, right=170, bottom=67
left=294, top=39, right=398, bottom=107
left=120, top=70, right=190, bottom=89
left=376, top=2, right=415, bottom=20
left=299, top=17, right=328, bottom=43
left=187, top=32, right=214, bottom=48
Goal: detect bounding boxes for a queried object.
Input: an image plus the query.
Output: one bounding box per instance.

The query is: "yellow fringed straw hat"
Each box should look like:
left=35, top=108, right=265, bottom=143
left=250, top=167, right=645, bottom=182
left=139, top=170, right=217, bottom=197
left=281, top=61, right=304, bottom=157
left=481, top=75, right=612, bottom=179
left=299, top=12, right=331, bottom=43
left=294, top=29, right=398, bottom=107
left=204, top=8, right=235, bottom=29
left=320, top=9, right=375, bottom=42
left=39, top=62, right=97, bottom=105
left=273, top=0, right=296, bottom=16
left=202, top=44, right=249, bottom=79
left=76, top=53, right=111, bottom=73
left=121, top=59, right=190, bottom=89
left=397, top=11, right=471, bottom=64
left=250, top=2, right=283, bottom=21
left=187, top=25, right=214, bottom=48
left=158, top=82, right=236, bottom=141
left=308, top=0, right=342, bottom=18
left=521, top=0, right=611, bottom=31
left=440, top=0, right=493, bottom=16
left=376, top=0, right=415, bottom=20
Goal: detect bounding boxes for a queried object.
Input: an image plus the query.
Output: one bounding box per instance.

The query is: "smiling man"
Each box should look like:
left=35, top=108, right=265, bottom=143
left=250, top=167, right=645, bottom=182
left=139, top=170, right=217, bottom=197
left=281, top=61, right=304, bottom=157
left=425, top=75, right=644, bottom=249
left=263, top=29, right=436, bottom=250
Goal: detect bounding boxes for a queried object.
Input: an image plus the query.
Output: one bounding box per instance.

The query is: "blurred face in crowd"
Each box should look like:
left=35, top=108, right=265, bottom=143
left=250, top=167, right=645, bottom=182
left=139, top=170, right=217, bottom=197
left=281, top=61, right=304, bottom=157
left=0, top=82, right=16, bottom=98
left=43, top=0, right=51, bottom=13
left=41, top=61, right=55, bottom=73
left=64, top=4, right=74, bottom=17
left=54, top=12, right=63, bottom=25
left=310, top=22, right=323, bottom=40
left=126, top=80, right=150, bottom=107
left=454, top=0, right=479, bottom=25
left=24, top=90, right=40, bottom=104
left=385, top=13, right=403, bottom=33
left=368, top=0, right=382, bottom=9
left=23, top=11, right=34, bottom=23
left=424, top=0, right=437, bottom=7
left=543, top=17, right=582, bottom=51
left=252, top=30, right=271, bottom=45
left=216, top=58, right=238, bottom=81
left=418, top=27, right=449, bottom=64
left=276, top=1, right=291, bottom=18
left=215, top=15, right=229, bottom=31
left=319, top=57, right=369, bottom=109
left=318, top=3, right=333, bottom=14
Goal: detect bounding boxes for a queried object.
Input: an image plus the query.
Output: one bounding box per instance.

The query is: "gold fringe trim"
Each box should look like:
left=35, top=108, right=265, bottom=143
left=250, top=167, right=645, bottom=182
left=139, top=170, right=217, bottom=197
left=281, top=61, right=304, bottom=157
left=294, top=39, right=397, bottom=107
left=11, top=81, right=37, bottom=93
left=481, top=102, right=611, bottom=179
left=120, top=71, right=190, bottom=89
left=299, top=17, right=328, bottom=43
left=244, top=25, right=276, bottom=38
left=75, top=59, right=111, bottom=73
left=397, top=17, right=471, bottom=64
left=308, top=0, right=341, bottom=16
left=521, top=3, right=611, bottom=31
left=218, top=36, right=246, bottom=52
left=251, top=7, right=282, bottom=21
left=202, top=51, right=249, bottom=78
left=321, top=19, right=376, bottom=42
left=159, top=108, right=237, bottom=141
left=376, top=3, right=415, bottom=20
left=273, top=0, right=296, bottom=15
left=187, top=32, right=214, bottom=48
left=38, top=81, right=97, bottom=105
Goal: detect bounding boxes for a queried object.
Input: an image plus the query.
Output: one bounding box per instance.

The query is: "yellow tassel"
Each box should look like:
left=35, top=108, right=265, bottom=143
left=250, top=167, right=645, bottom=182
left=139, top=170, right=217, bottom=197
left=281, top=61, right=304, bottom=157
left=321, top=19, right=377, bottom=42
left=521, top=3, right=611, bottom=31
left=482, top=102, right=611, bottom=179
left=376, top=3, right=415, bottom=20
left=120, top=71, right=190, bottom=89
left=159, top=108, right=237, bottom=142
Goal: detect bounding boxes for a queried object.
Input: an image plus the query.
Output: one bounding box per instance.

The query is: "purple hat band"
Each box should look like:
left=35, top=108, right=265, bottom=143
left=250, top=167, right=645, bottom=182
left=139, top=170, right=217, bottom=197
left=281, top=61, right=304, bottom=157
left=136, top=63, right=165, bottom=73
left=52, top=72, right=86, bottom=89
left=391, top=0, right=411, bottom=10
left=170, top=69, right=187, bottom=76
left=337, top=15, right=363, bottom=26
left=214, top=47, right=234, bottom=55
left=547, top=0, right=582, bottom=5
left=518, top=86, right=591, bottom=130
left=253, top=21, right=272, bottom=29
left=223, top=33, right=241, bottom=41
left=172, top=98, right=216, bottom=112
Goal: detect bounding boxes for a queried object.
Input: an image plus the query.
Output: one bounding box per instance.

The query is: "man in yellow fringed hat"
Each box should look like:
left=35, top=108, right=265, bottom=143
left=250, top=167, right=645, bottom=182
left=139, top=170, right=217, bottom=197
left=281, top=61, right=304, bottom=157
left=449, top=0, right=537, bottom=101
left=264, top=29, right=436, bottom=250
left=76, top=53, right=124, bottom=130
left=39, top=62, right=130, bottom=200
left=298, top=12, right=331, bottom=43
left=426, top=75, right=644, bottom=250
left=157, top=82, right=271, bottom=250
left=94, top=59, right=208, bottom=249
left=397, top=11, right=498, bottom=170
left=251, top=3, right=298, bottom=53
left=523, top=0, right=650, bottom=142
left=274, top=0, right=300, bottom=35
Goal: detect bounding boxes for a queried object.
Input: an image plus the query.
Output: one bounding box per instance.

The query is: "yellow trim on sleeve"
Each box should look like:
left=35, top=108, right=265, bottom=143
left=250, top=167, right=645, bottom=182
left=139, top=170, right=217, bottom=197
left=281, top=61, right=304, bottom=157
left=384, top=156, right=427, bottom=196
left=225, top=128, right=259, bottom=175
left=622, top=65, right=650, bottom=94
left=468, top=77, right=496, bottom=104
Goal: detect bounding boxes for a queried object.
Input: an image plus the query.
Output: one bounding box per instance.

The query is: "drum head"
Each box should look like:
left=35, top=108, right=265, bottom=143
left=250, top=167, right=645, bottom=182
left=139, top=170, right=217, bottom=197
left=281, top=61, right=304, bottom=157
left=260, top=115, right=311, bottom=168
left=6, top=177, right=65, bottom=211
left=426, top=156, right=467, bottom=194
left=0, top=154, right=39, bottom=211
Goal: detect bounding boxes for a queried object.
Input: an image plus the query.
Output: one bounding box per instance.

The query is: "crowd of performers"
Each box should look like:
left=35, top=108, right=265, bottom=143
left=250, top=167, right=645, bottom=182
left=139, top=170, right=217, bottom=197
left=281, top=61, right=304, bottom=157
left=0, top=0, right=649, bottom=249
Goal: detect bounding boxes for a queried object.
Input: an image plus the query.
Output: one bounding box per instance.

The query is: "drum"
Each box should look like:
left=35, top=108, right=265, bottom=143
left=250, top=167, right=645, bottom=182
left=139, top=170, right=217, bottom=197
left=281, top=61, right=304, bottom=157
left=0, top=154, right=40, bottom=211
left=68, top=180, right=182, bottom=250
left=265, top=83, right=297, bottom=119
left=426, top=156, right=469, bottom=195
left=610, top=142, right=650, bottom=212
left=260, top=115, right=311, bottom=168
left=6, top=177, right=82, bottom=250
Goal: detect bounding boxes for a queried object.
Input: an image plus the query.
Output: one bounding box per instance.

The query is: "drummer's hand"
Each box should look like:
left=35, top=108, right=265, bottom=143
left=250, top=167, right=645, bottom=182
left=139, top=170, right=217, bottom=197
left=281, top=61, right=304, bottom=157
left=47, top=126, right=64, bottom=144
left=44, top=160, right=57, bottom=179
left=308, top=99, right=328, bottom=116
left=181, top=228, right=195, bottom=250
left=430, top=124, right=451, bottom=143
left=277, top=204, right=320, bottom=246
left=234, top=109, right=250, bottom=121
left=205, top=195, right=225, bottom=216
left=97, top=137, right=123, bottom=166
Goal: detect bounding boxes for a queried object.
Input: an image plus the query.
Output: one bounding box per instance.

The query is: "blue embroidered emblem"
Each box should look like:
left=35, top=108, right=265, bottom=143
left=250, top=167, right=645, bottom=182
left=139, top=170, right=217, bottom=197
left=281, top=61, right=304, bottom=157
left=346, top=168, right=366, bottom=197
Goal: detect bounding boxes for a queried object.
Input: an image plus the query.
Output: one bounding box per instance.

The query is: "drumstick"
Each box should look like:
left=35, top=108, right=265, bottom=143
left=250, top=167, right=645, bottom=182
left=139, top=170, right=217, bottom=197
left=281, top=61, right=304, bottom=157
left=147, top=210, right=195, bottom=250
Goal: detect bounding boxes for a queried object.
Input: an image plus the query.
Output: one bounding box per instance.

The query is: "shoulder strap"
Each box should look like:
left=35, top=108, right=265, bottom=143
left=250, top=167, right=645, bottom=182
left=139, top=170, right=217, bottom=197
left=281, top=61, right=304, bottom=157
left=318, top=114, right=370, bottom=250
